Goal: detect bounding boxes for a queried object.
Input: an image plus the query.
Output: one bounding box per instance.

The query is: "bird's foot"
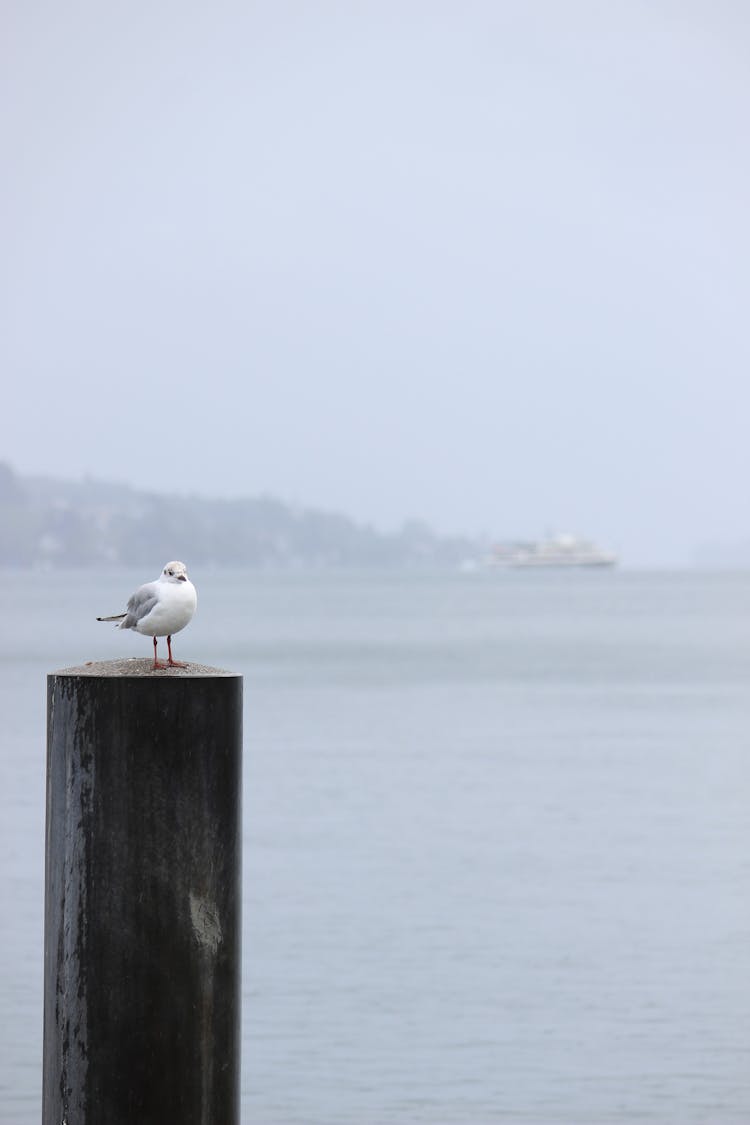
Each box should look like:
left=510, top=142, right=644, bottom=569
left=167, top=658, right=189, bottom=668
left=152, top=659, right=169, bottom=670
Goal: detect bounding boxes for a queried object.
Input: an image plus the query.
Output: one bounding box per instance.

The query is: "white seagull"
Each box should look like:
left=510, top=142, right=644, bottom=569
left=97, top=561, right=198, bottom=669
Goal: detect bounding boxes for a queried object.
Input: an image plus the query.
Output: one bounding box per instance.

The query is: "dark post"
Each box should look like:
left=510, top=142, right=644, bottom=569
left=43, top=659, right=242, bottom=1125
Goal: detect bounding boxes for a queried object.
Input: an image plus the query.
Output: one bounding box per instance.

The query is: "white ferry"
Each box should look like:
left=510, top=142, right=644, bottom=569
left=490, top=533, right=617, bottom=569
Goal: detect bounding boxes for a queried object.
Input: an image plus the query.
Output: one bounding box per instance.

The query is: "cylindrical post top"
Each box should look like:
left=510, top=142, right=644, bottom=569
left=52, top=658, right=241, bottom=678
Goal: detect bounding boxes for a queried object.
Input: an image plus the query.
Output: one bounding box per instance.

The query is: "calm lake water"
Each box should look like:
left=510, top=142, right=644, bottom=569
left=1, top=568, right=749, bottom=1123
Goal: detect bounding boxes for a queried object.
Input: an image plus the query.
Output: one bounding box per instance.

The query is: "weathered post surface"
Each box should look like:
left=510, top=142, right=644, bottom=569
left=43, top=659, right=242, bottom=1125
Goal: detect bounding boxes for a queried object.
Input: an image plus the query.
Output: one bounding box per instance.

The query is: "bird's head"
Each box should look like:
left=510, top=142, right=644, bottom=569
left=162, top=561, right=190, bottom=583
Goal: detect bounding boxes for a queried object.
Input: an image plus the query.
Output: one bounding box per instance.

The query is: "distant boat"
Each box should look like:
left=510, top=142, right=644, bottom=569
left=490, top=533, right=617, bottom=569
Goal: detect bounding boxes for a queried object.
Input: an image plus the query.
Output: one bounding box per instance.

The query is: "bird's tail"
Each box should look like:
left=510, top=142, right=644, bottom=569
left=96, top=614, right=127, bottom=622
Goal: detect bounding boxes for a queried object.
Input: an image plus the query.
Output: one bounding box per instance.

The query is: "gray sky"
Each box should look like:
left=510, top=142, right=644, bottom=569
left=3, top=1, right=749, bottom=565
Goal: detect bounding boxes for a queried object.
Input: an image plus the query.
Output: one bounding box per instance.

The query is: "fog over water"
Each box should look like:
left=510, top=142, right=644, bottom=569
left=3, top=2, right=750, bottom=566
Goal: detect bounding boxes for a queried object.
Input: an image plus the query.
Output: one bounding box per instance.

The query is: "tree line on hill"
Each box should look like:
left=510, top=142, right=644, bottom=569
left=0, top=462, right=479, bottom=569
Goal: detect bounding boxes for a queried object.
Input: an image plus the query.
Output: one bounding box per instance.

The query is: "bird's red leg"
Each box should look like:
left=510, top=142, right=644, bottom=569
left=167, top=635, right=188, bottom=667
left=152, top=636, right=168, bottom=670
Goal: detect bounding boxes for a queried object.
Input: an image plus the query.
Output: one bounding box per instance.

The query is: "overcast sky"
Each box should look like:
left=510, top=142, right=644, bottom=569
left=2, top=1, right=749, bottom=565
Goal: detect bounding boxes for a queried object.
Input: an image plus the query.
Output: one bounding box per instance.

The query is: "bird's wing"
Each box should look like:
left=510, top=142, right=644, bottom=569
left=123, top=582, right=159, bottom=627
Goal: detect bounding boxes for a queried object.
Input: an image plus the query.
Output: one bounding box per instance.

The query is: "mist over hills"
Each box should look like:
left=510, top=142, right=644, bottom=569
left=0, top=462, right=480, bottom=569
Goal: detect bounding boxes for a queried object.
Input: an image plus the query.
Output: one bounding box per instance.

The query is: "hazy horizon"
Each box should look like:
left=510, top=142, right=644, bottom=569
left=3, top=2, right=749, bottom=567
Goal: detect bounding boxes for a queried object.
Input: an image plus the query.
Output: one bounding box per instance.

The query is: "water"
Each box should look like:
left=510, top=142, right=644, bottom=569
left=2, top=568, right=749, bottom=1123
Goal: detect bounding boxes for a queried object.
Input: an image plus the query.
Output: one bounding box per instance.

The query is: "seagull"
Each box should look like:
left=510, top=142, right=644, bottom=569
left=97, top=561, right=198, bottom=669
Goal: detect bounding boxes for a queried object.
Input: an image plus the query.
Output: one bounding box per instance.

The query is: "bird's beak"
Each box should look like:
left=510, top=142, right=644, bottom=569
left=178, top=574, right=187, bottom=582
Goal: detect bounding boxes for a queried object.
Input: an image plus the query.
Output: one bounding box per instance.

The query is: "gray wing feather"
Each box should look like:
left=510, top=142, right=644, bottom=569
left=121, top=582, right=159, bottom=629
